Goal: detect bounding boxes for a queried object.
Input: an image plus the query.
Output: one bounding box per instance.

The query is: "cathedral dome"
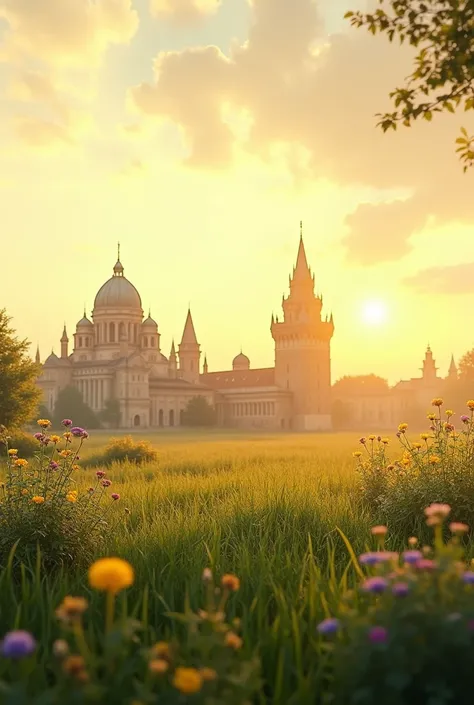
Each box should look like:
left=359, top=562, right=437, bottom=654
left=232, top=352, right=250, bottom=370
left=93, top=255, right=142, bottom=312
left=76, top=314, right=93, bottom=328
left=142, top=314, right=157, bottom=328
left=43, top=351, right=59, bottom=367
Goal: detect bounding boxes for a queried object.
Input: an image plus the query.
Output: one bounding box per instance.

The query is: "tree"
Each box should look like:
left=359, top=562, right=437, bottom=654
left=53, top=386, right=100, bottom=429
left=459, top=348, right=474, bottom=382
left=0, top=309, right=41, bottom=429
left=332, top=374, right=389, bottom=396
left=345, top=1, right=474, bottom=170
left=181, top=396, right=217, bottom=427
left=99, top=398, right=121, bottom=428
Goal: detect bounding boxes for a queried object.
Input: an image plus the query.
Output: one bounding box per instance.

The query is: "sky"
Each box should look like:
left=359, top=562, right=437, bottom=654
left=0, top=0, right=473, bottom=385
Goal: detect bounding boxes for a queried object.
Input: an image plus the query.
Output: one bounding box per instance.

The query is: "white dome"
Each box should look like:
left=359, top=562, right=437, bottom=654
left=93, top=258, right=142, bottom=311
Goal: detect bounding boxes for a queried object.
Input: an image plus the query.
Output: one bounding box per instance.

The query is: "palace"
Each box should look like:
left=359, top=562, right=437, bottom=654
left=37, top=225, right=334, bottom=430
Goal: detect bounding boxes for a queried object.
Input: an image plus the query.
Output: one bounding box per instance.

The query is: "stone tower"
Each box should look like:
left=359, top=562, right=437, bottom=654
left=271, top=222, right=334, bottom=430
left=421, top=345, right=438, bottom=383
left=178, top=309, right=200, bottom=384
left=60, top=325, right=69, bottom=359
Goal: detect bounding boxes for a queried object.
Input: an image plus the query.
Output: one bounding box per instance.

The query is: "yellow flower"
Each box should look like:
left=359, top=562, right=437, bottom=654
left=14, top=458, right=28, bottom=467
left=88, top=557, right=134, bottom=594
left=200, top=667, right=217, bottom=681
left=413, top=442, right=422, bottom=449
left=431, top=398, right=443, bottom=407
left=37, top=419, right=51, bottom=428
left=172, top=667, right=203, bottom=695
left=221, top=574, right=240, bottom=591
left=224, top=632, right=243, bottom=649
left=59, top=450, right=73, bottom=458
left=427, top=413, right=436, bottom=421
left=398, top=423, right=408, bottom=432
left=429, top=455, right=441, bottom=465
left=151, top=642, right=170, bottom=660
left=21, top=489, right=28, bottom=496
left=381, top=438, right=389, bottom=445
left=63, top=432, right=72, bottom=440
left=467, top=400, right=474, bottom=410
left=368, top=434, right=376, bottom=441
left=66, top=492, right=77, bottom=503
left=445, top=410, right=454, bottom=417
left=353, top=451, right=362, bottom=458
left=149, top=659, right=168, bottom=674
left=420, top=433, right=430, bottom=441
left=7, top=449, right=18, bottom=456
left=72, top=464, right=80, bottom=471
left=32, top=496, right=45, bottom=504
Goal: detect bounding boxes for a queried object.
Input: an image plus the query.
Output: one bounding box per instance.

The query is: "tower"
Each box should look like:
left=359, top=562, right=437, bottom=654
left=60, top=324, right=69, bottom=359
left=178, top=309, right=200, bottom=384
left=420, top=345, right=438, bottom=383
left=271, top=222, right=334, bottom=431
left=168, top=340, right=178, bottom=378
left=203, top=354, right=208, bottom=374
left=35, top=345, right=40, bottom=364
left=447, top=354, right=458, bottom=381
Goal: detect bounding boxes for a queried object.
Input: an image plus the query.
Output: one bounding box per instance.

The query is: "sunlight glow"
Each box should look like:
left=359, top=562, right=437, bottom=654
left=361, top=300, right=388, bottom=327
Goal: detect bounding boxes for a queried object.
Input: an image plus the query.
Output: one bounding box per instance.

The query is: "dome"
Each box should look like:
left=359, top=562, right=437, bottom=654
left=43, top=351, right=59, bottom=367
left=142, top=314, right=158, bottom=328
left=93, top=257, right=142, bottom=311
left=233, top=352, right=250, bottom=370
left=76, top=314, right=93, bottom=328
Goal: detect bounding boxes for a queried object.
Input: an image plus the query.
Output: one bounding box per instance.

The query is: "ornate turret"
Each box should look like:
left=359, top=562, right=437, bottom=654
left=60, top=324, right=69, bottom=359
left=233, top=351, right=250, bottom=371
left=178, top=308, right=201, bottom=384
left=203, top=354, right=208, bottom=374
left=421, top=345, right=438, bottom=382
left=447, top=354, right=458, bottom=381
left=168, top=339, right=177, bottom=378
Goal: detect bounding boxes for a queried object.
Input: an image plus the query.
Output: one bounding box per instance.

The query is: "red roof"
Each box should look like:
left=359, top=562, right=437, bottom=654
left=201, top=367, right=275, bottom=390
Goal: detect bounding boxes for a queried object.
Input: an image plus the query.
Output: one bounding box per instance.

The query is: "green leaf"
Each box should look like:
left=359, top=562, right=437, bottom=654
left=423, top=110, right=432, bottom=121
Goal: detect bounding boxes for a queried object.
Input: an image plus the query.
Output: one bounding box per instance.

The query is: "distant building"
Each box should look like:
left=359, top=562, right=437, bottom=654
left=332, top=346, right=458, bottom=430
left=37, top=224, right=334, bottom=430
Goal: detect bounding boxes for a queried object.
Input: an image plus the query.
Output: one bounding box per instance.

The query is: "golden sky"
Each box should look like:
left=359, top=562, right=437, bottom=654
left=1, top=0, right=473, bottom=385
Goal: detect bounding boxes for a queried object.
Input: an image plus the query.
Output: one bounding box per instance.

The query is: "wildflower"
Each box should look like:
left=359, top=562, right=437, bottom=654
left=88, top=557, right=134, bottom=594
left=462, top=571, right=474, bottom=584
left=381, top=437, right=389, bottom=444
left=359, top=552, right=383, bottom=565
left=225, top=632, right=243, bottom=649
left=398, top=423, right=408, bottom=432
left=49, top=461, right=59, bottom=470
left=429, top=455, right=441, bottom=465
left=149, top=659, right=168, bottom=674
left=70, top=427, right=87, bottom=438
left=151, top=642, right=170, bottom=660
left=14, top=458, right=28, bottom=468
left=221, top=574, right=240, bottom=591
left=96, top=470, right=106, bottom=478
left=62, top=419, right=73, bottom=427
left=7, top=449, right=17, bottom=456
left=59, top=450, right=73, bottom=458
left=362, top=577, right=388, bottom=594
left=371, top=525, right=388, bottom=536
left=173, top=667, right=203, bottom=695
left=0, top=630, right=36, bottom=658
left=416, top=559, right=437, bottom=571
left=52, top=639, right=69, bottom=658
left=467, top=400, right=474, bottom=410
left=368, top=626, right=388, bottom=644
left=33, top=432, right=44, bottom=441
left=424, top=503, right=451, bottom=518
left=450, top=522, right=469, bottom=534
left=420, top=433, right=430, bottom=440
left=102, top=479, right=112, bottom=487
left=88, top=487, right=94, bottom=493
left=32, top=496, right=45, bottom=504
left=443, top=423, right=454, bottom=432
left=63, top=432, right=72, bottom=440
left=72, top=464, right=80, bottom=471
left=317, top=618, right=340, bottom=635
left=37, top=419, right=51, bottom=428
left=402, top=550, right=422, bottom=564
left=408, top=537, right=418, bottom=547
left=392, top=582, right=409, bottom=597
left=66, top=492, right=77, bottom=503
left=50, top=434, right=61, bottom=443
left=431, top=398, right=443, bottom=407
left=56, top=596, right=88, bottom=622
left=63, top=654, right=86, bottom=676
left=461, top=415, right=470, bottom=423
left=413, top=442, right=422, bottom=449
left=353, top=451, right=362, bottom=458
left=202, top=568, right=213, bottom=582
left=111, top=493, right=120, bottom=501
left=359, top=437, right=366, bottom=445
left=200, top=667, right=217, bottom=681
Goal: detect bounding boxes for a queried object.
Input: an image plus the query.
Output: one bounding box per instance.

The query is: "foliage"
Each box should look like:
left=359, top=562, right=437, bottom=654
left=181, top=396, right=217, bottom=427
left=98, top=397, right=121, bottom=428
left=355, top=398, right=474, bottom=534
left=0, top=309, right=41, bottom=428
left=332, top=374, right=389, bottom=396
left=0, top=429, right=38, bottom=458
left=345, top=0, right=474, bottom=170
left=325, top=507, right=474, bottom=705
left=83, top=435, right=158, bottom=468
left=0, top=560, right=260, bottom=704
left=0, top=420, right=119, bottom=569
left=458, top=348, right=474, bottom=382
left=53, top=386, right=100, bottom=429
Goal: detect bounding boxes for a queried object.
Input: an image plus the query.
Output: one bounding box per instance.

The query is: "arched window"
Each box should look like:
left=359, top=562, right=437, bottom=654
left=159, top=409, right=164, bottom=427
left=79, top=337, right=83, bottom=347
left=133, top=414, right=140, bottom=427
left=85, top=337, right=89, bottom=348
left=151, top=337, right=156, bottom=347
left=109, top=322, right=115, bottom=342
left=169, top=409, right=175, bottom=427
left=144, top=337, right=148, bottom=347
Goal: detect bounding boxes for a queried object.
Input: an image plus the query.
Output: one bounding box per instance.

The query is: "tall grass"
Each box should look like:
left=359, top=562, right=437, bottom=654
left=0, top=431, right=396, bottom=703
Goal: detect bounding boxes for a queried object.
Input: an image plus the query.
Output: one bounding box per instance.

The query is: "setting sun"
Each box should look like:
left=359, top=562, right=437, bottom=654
left=361, top=300, right=388, bottom=326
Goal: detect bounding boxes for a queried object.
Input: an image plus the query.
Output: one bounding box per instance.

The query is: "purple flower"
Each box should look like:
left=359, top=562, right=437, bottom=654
left=392, top=582, right=409, bottom=597
left=362, top=577, right=388, bottom=594
left=49, top=461, right=59, bottom=470
left=96, top=470, right=106, bottom=478
left=359, top=552, right=383, bottom=566
left=402, top=550, right=423, bottom=564
left=70, top=427, right=86, bottom=438
left=102, top=479, right=112, bottom=487
left=461, top=415, right=470, bottom=424
left=368, top=626, right=388, bottom=644
left=33, top=433, right=44, bottom=441
left=462, top=571, right=474, bottom=584
left=1, top=630, right=36, bottom=658
left=61, top=419, right=72, bottom=427
left=111, top=493, right=120, bottom=501
left=317, top=618, right=340, bottom=635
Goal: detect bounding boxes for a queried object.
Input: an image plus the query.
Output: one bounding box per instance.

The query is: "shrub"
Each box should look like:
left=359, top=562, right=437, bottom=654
left=0, top=419, right=120, bottom=570
left=355, top=399, right=474, bottom=534
left=319, top=506, right=474, bottom=705
left=0, top=429, right=37, bottom=458
left=0, top=561, right=260, bottom=704
left=84, top=435, right=157, bottom=467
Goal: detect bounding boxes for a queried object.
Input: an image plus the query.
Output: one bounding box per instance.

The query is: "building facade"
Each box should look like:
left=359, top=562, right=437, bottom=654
left=37, top=226, right=334, bottom=430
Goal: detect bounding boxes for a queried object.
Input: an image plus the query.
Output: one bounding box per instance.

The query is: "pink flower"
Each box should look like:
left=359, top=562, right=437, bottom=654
left=449, top=522, right=469, bottom=534
left=368, top=626, right=388, bottom=644
left=424, top=503, right=451, bottom=518
left=362, top=577, right=388, bottom=594
left=61, top=419, right=72, bottom=427
left=111, top=493, right=120, bottom=501
left=102, top=479, right=111, bottom=487
left=371, top=525, right=388, bottom=536
left=416, top=559, right=437, bottom=571
left=96, top=471, right=106, bottom=478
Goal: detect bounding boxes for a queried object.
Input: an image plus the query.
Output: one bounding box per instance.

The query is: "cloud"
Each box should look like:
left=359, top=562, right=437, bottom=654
left=128, top=0, right=474, bottom=264
left=404, top=263, right=474, bottom=295
left=13, top=116, right=74, bottom=147
left=150, top=0, right=221, bottom=25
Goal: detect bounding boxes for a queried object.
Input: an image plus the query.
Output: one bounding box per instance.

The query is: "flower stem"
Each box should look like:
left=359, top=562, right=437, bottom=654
left=105, top=591, right=115, bottom=634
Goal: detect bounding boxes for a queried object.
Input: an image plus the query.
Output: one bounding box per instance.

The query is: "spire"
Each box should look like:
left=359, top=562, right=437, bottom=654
left=180, top=308, right=199, bottom=346
left=448, top=353, right=457, bottom=379
left=113, top=242, right=124, bottom=276
left=203, top=354, right=208, bottom=374
left=170, top=339, right=176, bottom=357
left=35, top=344, right=40, bottom=364
left=61, top=323, right=68, bottom=343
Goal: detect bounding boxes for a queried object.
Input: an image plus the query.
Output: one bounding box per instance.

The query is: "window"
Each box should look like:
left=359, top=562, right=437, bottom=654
left=79, top=337, right=83, bottom=347
left=151, top=337, right=156, bottom=347
left=109, top=322, right=115, bottom=342
left=144, top=337, right=148, bottom=347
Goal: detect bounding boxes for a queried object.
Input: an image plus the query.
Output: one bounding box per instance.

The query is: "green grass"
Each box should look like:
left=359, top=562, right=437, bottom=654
left=0, top=430, right=384, bottom=703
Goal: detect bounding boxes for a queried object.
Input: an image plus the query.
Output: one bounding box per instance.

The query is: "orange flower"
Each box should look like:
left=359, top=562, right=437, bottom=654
left=371, top=525, right=388, bottom=536
left=221, top=574, right=240, bottom=591
left=431, top=398, right=443, bottom=407
left=149, top=659, right=168, bottom=674
left=225, top=632, right=243, bottom=650
left=449, top=522, right=469, bottom=534
left=467, top=400, right=474, bottom=410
